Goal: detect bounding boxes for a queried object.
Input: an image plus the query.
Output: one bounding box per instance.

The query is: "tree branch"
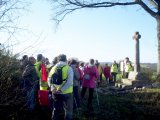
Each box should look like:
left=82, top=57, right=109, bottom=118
left=66, top=0, right=138, bottom=8
left=51, top=0, right=160, bottom=23
left=138, top=0, right=158, bottom=19
left=52, top=0, right=140, bottom=23
left=148, top=0, right=158, bottom=9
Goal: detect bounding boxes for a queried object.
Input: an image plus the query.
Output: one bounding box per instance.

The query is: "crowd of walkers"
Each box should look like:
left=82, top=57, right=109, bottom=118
left=21, top=54, right=133, bottom=120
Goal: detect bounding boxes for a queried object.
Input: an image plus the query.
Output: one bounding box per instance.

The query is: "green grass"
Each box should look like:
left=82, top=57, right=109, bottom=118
left=1, top=87, right=160, bottom=120
left=74, top=88, right=160, bottom=120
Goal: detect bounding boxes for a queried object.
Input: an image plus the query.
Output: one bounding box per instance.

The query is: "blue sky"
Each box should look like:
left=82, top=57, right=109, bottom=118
left=4, top=0, right=157, bottom=63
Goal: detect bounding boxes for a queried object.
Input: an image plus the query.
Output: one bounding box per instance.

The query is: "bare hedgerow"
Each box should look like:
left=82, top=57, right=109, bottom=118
left=0, top=45, right=25, bottom=111
left=0, top=0, right=29, bottom=109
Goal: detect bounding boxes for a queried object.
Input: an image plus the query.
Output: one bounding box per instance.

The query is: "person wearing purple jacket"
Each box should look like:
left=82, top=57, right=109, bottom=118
left=81, top=59, right=99, bottom=111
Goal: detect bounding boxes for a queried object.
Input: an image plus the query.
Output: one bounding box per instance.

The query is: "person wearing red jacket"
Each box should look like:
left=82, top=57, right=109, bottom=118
left=103, top=63, right=112, bottom=84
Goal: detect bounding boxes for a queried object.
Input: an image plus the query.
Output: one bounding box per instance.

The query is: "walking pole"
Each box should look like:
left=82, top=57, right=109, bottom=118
left=95, top=81, right=100, bottom=108
left=74, top=97, right=80, bottom=115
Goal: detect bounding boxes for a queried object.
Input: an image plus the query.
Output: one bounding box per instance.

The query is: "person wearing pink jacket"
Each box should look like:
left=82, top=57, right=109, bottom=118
left=81, top=59, right=99, bottom=111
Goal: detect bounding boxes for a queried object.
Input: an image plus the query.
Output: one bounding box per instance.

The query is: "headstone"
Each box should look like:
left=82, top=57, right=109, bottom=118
left=128, top=71, right=149, bottom=81
left=128, top=71, right=137, bottom=80
left=121, top=71, right=150, bottom=88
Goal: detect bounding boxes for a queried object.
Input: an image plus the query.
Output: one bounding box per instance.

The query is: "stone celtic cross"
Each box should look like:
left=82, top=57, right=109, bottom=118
left=133, top=32, right=141, bottom=72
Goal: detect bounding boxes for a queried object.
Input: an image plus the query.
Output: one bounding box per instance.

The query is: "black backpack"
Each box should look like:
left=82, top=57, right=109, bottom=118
left=51, top=65, right=66, bottom=85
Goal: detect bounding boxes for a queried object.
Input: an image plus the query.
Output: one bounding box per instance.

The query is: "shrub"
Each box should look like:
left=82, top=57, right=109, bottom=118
left=141, top=67, right=157, bottom=83
left=0, top=46, right=23, bottom=106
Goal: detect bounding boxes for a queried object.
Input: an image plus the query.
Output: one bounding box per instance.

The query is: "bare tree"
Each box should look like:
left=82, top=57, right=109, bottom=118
left=0, top=0, right=29, bottom=116
left=51, top=0, right=160, bottom=76
left=0, top=0, right=28, bottom=45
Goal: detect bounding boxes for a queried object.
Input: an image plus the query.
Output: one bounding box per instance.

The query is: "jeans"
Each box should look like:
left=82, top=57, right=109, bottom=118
left=26, top=88, right=35, bottom=111
left=126, top=72, right=129, bottom=78
left=111, top=72, right=117, bottom=83
left=52, top=93, right=73, bottom=120
left=73, top=86, right=80, bottom=109
left=81, top=87, right=94, bottom=109
left=105, top=76, right=111, bottom=84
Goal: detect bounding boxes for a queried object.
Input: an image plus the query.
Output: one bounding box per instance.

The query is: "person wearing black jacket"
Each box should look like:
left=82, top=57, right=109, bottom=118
left=22, top=56, right=38, bottom=111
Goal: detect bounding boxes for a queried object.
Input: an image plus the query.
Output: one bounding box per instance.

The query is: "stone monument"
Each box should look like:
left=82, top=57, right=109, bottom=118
left=120, top=32, right=149, bottom=88
left=133, top=31, right=141, bottom=73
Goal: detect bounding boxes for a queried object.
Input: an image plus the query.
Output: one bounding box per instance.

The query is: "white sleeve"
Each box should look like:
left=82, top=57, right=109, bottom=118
left=61, top=67, right=73, bottom=92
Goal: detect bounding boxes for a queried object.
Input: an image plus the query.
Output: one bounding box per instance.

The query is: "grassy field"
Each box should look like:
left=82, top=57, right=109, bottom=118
left=0, top=87, right=160, bottom=120
left=73, top=88, right=160, bottom=120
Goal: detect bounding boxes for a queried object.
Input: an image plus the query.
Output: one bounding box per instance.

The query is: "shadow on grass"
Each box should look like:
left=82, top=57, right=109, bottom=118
left=1, top=89, right=160, bottom=120
left=74, top=89, right=160, bottom=120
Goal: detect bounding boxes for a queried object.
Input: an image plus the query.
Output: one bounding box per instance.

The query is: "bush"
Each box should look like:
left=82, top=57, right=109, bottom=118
left=141, top=67, right=157, bottom=83
left=0, top=46, right=23, bottom=106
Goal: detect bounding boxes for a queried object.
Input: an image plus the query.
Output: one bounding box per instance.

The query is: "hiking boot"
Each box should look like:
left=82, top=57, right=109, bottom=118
left=81, top=98, right=87, bottom=106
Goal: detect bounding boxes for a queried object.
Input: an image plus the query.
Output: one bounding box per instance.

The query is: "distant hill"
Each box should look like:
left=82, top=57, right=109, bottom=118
left=100, top=62, right=112, bottom=66
left=100, top=62, right=157, bottom=71
left=141, top=63, right=157, bottom=71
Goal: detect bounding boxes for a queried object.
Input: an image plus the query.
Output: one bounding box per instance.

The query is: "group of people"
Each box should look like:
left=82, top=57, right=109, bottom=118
left=100, top=57, right=133, bottom=84
left=21, top=54, right=133, bottom=120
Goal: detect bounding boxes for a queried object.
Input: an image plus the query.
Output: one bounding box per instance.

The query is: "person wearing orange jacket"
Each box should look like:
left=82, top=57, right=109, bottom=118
left=40, top=57, right=49, bottom=90
left=95, top=60, right=103, bottom=86
left=35, top=54, right=48, bottom=90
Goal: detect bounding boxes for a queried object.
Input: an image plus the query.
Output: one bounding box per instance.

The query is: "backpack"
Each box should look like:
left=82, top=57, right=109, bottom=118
left=83, top=66, right=91, bottom=80
left=84, top=74, right=90, bottom=80
left=51, top=65, right=66, bottom=85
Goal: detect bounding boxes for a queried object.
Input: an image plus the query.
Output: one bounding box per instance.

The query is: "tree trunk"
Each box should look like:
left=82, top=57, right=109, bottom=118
left=157, top=18, right=160, bottom=75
